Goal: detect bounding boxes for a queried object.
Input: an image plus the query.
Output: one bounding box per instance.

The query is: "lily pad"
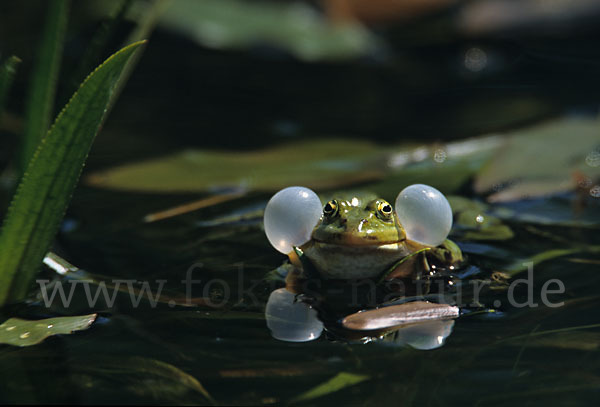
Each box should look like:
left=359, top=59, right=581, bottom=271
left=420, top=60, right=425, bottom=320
left=0, top=313, right=97, bottom=347
left=86, top=139, right=384, bottom=192
left=85, top=136, right=502, bottom=194
left=474, top=117, right=600, bottom=202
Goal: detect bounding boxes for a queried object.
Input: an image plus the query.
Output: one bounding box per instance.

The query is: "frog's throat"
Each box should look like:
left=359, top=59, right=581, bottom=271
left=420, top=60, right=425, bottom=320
left=300, top=241, right=413, bottom=279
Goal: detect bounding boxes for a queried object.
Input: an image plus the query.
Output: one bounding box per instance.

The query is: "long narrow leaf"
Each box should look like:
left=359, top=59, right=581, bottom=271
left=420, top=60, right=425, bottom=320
left=0, top=56, right=21, bottom=119
left=290, top=372, right=370, bottom=403
left=61, top=0, right=133, bottom=104
left=108, top=0, right=172, bottom=110
left=0, top=41, right=145, bottom=306
left=19, top=0, right=70, bottom=174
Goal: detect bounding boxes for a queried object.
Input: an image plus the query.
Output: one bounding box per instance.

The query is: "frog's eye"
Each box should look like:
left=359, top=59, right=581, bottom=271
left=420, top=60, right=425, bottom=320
left=394, top=184, right=452, bottom=247
left=323, top=200, right=338, bottom=217
left=264, top=186, right=322, bottom=254
left=377, top=201, right=393, bottom=220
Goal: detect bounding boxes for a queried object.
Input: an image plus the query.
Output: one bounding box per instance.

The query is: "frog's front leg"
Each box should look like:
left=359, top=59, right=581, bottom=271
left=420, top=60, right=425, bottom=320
left=427, top=239, right=464, bottom=267
left=282, top=246, right=321, bottom=295
left=379, top=248, right=431, bottom=283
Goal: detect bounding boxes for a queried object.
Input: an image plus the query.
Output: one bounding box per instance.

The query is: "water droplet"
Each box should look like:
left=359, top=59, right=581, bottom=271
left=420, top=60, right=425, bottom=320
left=464, top=47, right=487, bottom=72
left=585, top=151, right=600, bottom=167
left=5, top=326, right=15, bottom=331
left=20, top=332, right=30, bottom=339
left=47, top=324, right=54, bottom=329
left=433, top=149, right=447, bottom=163
left=476, top=214, right=484, bottom=223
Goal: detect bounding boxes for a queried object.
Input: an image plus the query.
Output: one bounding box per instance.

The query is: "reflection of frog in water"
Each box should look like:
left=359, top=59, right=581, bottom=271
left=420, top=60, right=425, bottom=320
left=263, top=185, right=464, bottom=344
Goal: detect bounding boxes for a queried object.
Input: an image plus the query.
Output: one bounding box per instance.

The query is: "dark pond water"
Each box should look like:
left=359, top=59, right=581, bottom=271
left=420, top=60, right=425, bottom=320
left=1, top=183, right=598, bottom=405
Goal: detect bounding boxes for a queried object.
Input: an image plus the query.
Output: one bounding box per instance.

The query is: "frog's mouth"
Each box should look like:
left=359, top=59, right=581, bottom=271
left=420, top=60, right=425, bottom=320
left=309, top=240, right=407, bottom=251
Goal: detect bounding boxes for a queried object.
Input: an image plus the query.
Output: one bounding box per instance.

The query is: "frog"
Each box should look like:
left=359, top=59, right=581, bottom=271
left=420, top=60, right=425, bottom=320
left=296, top=191, right=462, bottom=281
left=263, top=185, right=463, bottom=299
left=263, top=185, right=464, bottom=341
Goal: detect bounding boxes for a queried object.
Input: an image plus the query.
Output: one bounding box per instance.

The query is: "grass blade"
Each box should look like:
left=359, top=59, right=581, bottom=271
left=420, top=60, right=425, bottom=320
left=19, top=0, right=70, bottom=174
left=0, top=41, right=146, bottom=306
left=62, top=0, right=134, bottom=102
left=290, top=372, right=370, bottom=403
left=0, top=56, right=21, bottom=119
left=108, top=0, right=172, bottom=110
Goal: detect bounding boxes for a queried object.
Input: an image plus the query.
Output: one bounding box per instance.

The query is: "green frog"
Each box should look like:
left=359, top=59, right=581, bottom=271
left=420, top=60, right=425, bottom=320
left=296, top=192, right=462, bottom=281
left=263, top=186, right=465, bottom=340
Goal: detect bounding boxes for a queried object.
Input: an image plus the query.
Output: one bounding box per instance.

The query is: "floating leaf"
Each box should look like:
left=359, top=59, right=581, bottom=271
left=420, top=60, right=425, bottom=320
left=290, top=372, right=370, bottom=403
left=490, top=195, right=600, bottom=227
left=342, top=301, right=459, bottom=331
left=0, top=314, right=96, bottom=347
left=0, top=41, right=145, bottom=305
left=86, top=139, right=383, bottom=192
left=475, top=117, right=600, bottom=202
left=86, top=136, right=501, bottom=194
left=448, top=196, right=514, bottom=241
left=159, top=0, right=376, bottom=61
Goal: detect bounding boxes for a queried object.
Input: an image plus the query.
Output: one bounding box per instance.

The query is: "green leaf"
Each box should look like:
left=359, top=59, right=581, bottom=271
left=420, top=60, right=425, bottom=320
left=474, top=117, right=600, bottom=202
left=61, top=0, right=134, bottom=103
left=86, top=139, right=384, bottom=192
left=0, top=41, right=146, bottom=306
left=19, top=0, right=70, bottom=174
left=290, top=372, right=370, bottom=403
left=109, top=0, right=170, bottom=110
left=448, top=196, right=514, bottom=241
left=0, top=314, right=96, bottom=347
left=505, top=246, right=600, bottom=277
left=85, top=136, right=501, bottom=194
left=159, top=0, right=376, bottom=61
left=0, top=55, right=21, bottom=119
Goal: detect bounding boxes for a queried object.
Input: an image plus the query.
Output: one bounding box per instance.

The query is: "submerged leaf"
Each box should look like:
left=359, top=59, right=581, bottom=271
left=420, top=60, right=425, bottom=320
left=290, top=372, right=369, bottom=403
left=73, top=356, right=216, bottom=404
left=0, top=314, right=96, bottom=347
left=505, top=246, right=600, bottom=277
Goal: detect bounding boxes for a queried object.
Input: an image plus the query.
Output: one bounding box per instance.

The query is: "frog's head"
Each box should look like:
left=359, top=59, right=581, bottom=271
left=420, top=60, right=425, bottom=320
left=263, top=185, right=453, bottom=257
left=311, top=193, right=406, bottom=246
